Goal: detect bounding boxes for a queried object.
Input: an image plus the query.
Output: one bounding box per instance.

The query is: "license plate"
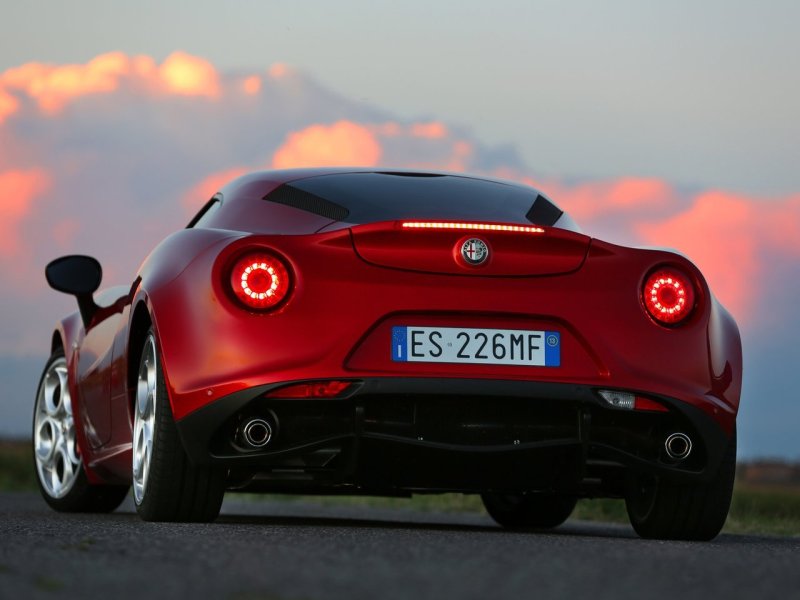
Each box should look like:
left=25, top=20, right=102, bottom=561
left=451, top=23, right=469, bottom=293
left=391, top=326, right=560, bottom=367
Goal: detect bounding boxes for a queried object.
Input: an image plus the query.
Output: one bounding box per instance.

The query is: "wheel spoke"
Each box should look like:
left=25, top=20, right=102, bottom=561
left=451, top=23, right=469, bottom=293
left=34, top=417, right=56, bottom=462
left=43, top=368, right=62, bottom=416
left=49, top=464, right=61, bottom=496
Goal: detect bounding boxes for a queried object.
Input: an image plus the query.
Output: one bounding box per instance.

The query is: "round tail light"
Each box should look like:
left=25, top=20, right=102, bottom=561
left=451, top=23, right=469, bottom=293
left=230, top=252, right=291, bottom=310
left=643, top=268, right=695, bottom=325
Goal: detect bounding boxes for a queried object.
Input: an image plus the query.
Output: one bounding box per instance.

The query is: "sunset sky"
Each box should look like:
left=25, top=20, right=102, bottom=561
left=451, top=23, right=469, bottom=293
left=0, top=1, right=798, bottom=457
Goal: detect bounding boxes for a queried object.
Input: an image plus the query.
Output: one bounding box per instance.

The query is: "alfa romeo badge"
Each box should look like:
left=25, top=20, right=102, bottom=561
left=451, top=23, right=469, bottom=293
left=460, top=238, right=489, bottom=265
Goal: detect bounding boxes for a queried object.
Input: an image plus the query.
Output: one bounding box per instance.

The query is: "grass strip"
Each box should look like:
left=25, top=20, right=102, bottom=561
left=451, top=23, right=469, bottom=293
left=0, top=440, right=35, bottom=491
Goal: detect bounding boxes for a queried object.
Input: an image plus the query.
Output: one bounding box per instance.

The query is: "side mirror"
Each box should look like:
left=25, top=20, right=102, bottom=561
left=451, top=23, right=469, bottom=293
left=45, top=255, right=102, bottom=327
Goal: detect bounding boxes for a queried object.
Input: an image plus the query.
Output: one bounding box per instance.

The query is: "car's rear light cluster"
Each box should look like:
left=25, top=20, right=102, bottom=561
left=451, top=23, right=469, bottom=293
left=230, top=252, right=291, bottom=310
left=642, top=268, right=696, bottom=325
left=401, top=221, right=545, bottom=233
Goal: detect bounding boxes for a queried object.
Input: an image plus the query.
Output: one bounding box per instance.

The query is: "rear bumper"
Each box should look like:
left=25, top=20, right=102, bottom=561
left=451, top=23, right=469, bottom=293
left=175, top=377, right=733, bottom=496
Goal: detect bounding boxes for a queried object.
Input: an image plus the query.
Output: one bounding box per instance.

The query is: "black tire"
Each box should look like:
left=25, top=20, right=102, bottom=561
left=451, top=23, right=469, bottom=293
left=33, top=349, right=129, bottom=513
left=132, top=329, right=225, bottom=522
left=482, top=493, right=577, bottom=529
left=625, top=428, right=737, bottom=541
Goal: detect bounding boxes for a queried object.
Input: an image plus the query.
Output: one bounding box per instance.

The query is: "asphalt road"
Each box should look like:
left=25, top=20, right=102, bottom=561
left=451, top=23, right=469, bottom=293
left=1, top=492, right=798, bottom=600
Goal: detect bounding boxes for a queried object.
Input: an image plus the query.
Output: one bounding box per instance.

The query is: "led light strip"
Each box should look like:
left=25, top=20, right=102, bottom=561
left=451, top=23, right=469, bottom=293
left=401, top=222, right=545, bottom=233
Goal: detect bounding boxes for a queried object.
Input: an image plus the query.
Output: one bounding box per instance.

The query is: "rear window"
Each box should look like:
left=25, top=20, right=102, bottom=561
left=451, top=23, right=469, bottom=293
left=264, top=172, right=562, bottom=226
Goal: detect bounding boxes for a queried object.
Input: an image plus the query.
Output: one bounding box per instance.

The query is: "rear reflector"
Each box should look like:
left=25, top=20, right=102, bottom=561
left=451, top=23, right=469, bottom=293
left=634, top=396, right=669, bottom=413
left=265, top=380, right=353, bottom=399
left=402, top=221, right=544, bottom=233
left=598, top=390, right=669, bottom=413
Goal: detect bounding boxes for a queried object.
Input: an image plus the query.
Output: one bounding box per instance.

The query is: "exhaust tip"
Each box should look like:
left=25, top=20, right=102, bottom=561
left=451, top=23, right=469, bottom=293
left=238, top=418, right=273, bottom=449
left=665, top=432, right=692, bottom=460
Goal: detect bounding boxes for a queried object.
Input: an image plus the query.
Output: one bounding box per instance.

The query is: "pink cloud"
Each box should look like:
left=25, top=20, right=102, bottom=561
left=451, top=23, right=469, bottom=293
left=1, top=52, right=130, bottom=114
left=538, top=177, right=677, bottom=221
left=373, top=122, right=403, bottom=137
left=241, top=75, right=261, bottom=96
left=0, top=87, right=18, bottom=124
left=268, top=63, right=289, bottom=79
left=158, top=51, right=220, bottom=98
left=0, top=169, right=50, bottom=257
left=410, top=122, right=448, bottom=139
left=0, top=51, right=220, bottom=117
left=272, top=121, right=382, bottom=169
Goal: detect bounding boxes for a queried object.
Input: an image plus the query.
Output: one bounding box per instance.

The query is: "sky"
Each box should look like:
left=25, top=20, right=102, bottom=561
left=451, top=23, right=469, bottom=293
left=0, top=1, right=798, bottom=458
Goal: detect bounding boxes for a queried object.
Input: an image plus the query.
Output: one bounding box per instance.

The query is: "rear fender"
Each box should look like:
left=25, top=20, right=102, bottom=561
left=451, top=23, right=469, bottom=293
left=131, top=229, right=248, bottom=419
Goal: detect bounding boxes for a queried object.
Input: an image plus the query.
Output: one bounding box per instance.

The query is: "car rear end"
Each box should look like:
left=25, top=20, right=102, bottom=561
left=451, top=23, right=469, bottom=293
left=156, top=172, right=740, bottom=503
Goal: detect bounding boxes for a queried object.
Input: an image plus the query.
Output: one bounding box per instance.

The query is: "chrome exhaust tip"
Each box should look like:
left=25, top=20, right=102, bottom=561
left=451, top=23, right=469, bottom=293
left=238, top=418, right=273, bottom=449
left=665, top=432, right=692, bottom=460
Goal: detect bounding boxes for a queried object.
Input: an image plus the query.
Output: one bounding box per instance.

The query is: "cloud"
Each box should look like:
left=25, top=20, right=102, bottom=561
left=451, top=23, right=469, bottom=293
left=268, top=119, right=475, bottom=171
left=373, top=121, right=448, bottom=140
left=0, top=87, right=18, bottom=124
left=1, top=52, right=132, bottom=114
left=272, top=120, right=382, bottom=168
left=0, top=168, right=50, bottom=257
left=268, top=63, right=289, bottom=79
left=410, top=122, right=448, bottom=139
left=541, top=177, right=679, bottom=222
left=158, top=51, right=220, bottom=98
left=0, top=51, right=220, bottom=118
left=241, top=75, right=261, bottom=96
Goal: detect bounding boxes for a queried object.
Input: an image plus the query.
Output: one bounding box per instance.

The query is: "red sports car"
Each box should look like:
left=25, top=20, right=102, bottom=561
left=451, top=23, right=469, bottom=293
left=34, top=168, right=742, bottom=540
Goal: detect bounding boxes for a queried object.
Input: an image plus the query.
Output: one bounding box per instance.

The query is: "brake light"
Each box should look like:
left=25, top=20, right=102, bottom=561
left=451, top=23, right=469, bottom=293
left=230, top=252, right=291, bottom=310
left=265, top=380, right=353, bottom=398
left=643, top=268, right=695, bottom=325
left=402, top=221, right=544, bottom=233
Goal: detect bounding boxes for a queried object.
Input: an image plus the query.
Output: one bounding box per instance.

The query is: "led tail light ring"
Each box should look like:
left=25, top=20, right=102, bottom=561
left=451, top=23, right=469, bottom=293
left=230, top=252, right=291, bottom=310
left=643, top=268, right=696, bottom=325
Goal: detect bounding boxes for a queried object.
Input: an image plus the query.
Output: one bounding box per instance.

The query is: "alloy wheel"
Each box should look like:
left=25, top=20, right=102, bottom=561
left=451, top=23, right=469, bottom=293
left=34, top=357, right=81, bottom=498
